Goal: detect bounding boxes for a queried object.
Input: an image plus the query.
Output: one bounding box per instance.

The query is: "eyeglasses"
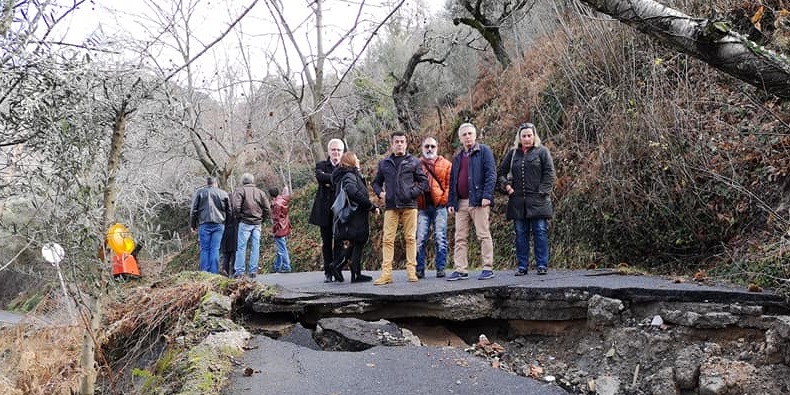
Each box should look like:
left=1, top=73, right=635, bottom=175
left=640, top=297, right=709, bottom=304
left=423, top=144, right=436, bottom=149
left=519, top=123, right=535, bottom=130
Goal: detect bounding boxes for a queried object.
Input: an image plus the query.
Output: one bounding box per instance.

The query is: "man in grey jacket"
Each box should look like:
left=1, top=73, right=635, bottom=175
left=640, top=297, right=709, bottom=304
left=231, top=173, right=271, bottom=279
left=191, top=176, right=231, bottom=274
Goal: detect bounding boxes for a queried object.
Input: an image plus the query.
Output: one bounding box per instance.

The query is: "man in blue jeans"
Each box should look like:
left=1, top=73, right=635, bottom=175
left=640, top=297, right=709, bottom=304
left=190, top=176, right=230, bottom=273
left=231, top=173, right=271, bottom=279
left=416, top=137, right=452, bottom=279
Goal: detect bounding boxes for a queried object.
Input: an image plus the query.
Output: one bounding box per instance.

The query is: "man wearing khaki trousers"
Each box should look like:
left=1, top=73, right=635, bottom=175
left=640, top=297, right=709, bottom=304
left=371, top=131, right=429, bottom=285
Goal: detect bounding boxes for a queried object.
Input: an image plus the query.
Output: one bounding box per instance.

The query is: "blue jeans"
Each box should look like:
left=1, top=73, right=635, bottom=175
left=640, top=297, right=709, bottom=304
left=235, top=222, right=261, bottom=276
left=416, top=206, right=448, bottom=272
left=273, top=236, right=291, bottom=273
left=198, top=223, right=224, bottom=273
left=514, top=218, right=549, bottom=271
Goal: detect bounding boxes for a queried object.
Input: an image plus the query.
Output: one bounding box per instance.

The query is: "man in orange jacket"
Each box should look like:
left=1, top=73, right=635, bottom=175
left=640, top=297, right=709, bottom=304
left=415, top=137, right=452, bottom=278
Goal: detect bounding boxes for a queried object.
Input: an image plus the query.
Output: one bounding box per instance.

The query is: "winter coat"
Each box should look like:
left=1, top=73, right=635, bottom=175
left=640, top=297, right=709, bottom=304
left=497, top=145, right=556, bottom=219
left=231, top=183, right=271, bottom=225
left=332, top=166, right=376, bottom=243
left=371, top=153, right=429, bottom=210
left=271, top=194, right=291, bottom=237
left=309, top=158, right=340, bottom=227
left=220, top=215, right=238, bottom=253
left=416, top=156, right=452, bottom=209
left=448, top=143, right=497, bottom=209
left=190, top=186, right=230, bottom=229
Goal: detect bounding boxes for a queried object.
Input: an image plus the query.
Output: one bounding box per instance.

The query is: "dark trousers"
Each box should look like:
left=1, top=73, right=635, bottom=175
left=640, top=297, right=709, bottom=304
left=334, top=240, right=365, bottom=279
left=221, top=252, right=234, bottom=277
left=320, top=225, right=342, bottom=274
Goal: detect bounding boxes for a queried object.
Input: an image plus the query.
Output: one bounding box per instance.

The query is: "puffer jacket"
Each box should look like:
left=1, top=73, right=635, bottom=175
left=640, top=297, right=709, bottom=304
left=417, top=156, right=452, bottom=209
left=497, top=145, right=556, bottom=219
left=448, top=143, right=497, bottom=209
left=231, top=183, right=271, bottom=225
left=271, top=194, right=291, bottom=237
left=332, top=166, right=376, bottom=243
left=371, top=153, right=429, bottom=210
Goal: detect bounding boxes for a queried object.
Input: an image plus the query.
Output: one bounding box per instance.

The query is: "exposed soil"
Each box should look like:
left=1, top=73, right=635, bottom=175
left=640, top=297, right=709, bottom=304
left=397, top=317, right=790, bottom=395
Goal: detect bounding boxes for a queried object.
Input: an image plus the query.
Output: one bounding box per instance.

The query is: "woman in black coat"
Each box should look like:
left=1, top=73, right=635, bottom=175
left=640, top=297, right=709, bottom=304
left=330, top=152, right=378, bottom=283
left=497, top=123, right=556, bottom=276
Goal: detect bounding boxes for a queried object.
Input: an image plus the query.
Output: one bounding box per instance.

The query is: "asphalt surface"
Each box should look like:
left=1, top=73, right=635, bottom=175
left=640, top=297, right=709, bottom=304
left=224, top=334, right=568, bottom=395
left=0, top=310, right=23, bottom=326
left=257, top=269, right=786, bottom=306
left=225, top=269, right=786, bottom=394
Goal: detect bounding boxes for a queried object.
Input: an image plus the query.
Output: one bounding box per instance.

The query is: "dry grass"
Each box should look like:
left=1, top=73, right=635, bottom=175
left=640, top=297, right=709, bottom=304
left=0, top=324, right=82, bottom=394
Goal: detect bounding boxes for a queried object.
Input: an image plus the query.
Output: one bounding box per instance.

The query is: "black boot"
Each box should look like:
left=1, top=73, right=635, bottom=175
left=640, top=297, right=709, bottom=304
left=350, top=261, right=372, bottom=283
left=323, top=263, right=334, bottom=283
left=332, top=262, right=344, bottom=282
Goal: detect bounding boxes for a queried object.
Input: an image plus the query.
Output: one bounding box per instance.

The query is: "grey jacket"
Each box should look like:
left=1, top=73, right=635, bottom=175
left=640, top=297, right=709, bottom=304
left=190, top=186, right=230, bottom=229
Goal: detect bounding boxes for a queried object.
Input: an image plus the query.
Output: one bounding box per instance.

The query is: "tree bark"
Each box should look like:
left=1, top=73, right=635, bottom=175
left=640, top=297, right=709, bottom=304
left=393, top=46, right=430, bottom=135
left=579, top=0, right=790, bottom=98
left=79, top=297, right=101, bottom=395
left=454, top=16, right=510, bottom=68
left=103, top=107, right=127, bottom=230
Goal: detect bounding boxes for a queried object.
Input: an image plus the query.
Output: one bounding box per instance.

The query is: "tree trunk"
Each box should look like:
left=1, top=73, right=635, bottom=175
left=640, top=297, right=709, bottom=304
left=103, top=108, right=127, bottom=229
left=579, top=0, right=790, bottom=98
left=393, top=46, right=430, bottom=136
left=307, top=113, right=324, bottom=161
left=454, top=17, right=511, bottom=69
left=79, top=296, right=101, bottom=395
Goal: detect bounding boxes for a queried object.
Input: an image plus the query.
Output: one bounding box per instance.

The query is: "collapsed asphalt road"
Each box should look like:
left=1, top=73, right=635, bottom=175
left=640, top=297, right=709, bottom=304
left=224, top=333, right=567, bottom=395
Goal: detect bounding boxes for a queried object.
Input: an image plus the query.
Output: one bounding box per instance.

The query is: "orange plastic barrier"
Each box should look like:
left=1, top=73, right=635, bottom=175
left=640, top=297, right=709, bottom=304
left=112, top=253, right=141, bottom=278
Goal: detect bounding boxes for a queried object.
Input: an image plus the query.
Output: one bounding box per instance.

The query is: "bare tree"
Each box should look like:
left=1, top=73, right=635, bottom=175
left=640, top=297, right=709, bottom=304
left=392, top=35, right=452, bottom=135
left=265, top=0, right=407, bottom=161
left=451, top=0, right=537, bottom=69
left=578, top=0, right=790, bottom=98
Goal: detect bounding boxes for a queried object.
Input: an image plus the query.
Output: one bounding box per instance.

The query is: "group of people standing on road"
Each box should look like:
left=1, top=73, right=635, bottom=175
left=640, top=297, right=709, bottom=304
left=310, top=121, right=556, bottom=285
left=190, top=173, right=293, bottom=279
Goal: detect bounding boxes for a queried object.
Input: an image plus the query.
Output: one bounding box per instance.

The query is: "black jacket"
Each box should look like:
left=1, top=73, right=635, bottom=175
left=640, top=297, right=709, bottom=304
left=332, top=167, right=376, bottom=243
left=371, top=153, right=429, bottom=210
left=497, top=145, right=556, bottom=219
left=309, top=158, right=340, bottom=227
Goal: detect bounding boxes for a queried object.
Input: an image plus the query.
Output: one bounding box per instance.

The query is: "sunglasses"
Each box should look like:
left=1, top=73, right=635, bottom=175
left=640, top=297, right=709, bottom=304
left=519, top=123, right=535, bottom=130
left=423, top=144, right=436, bottom=149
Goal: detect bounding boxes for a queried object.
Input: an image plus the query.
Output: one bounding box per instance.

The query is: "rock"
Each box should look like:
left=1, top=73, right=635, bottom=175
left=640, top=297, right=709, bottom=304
left=280, top=323, right=322, bottom=350
left=587, top=295, right=625, bottom=327
left=674, top=345, right=703, bottom=389
left=200, top=292, right=231, bottom=317
left=646, top=367, right=679, bottom=395
left=313, top=317, right=411, bottom=351
left=765, top=316, right=790, bottom=365
left=595, top=375, right=620, bottom=395
left=651, top=315, right=664, bottom=327
left=698, top=375, right=726, bottom=395
left=440, top=294, right=495, bottom=320
left=201, top=329, right=251, bottom=350
left=663, top=310, right=738, bottom=329
left=699, top=356, right=758, bottom=395
left=401, top=327, right=421, bottom=346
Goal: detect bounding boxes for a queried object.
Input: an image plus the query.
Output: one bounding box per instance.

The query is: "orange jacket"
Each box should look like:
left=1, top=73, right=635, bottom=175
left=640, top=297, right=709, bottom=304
left=417, top=156, right=451, bottom=209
